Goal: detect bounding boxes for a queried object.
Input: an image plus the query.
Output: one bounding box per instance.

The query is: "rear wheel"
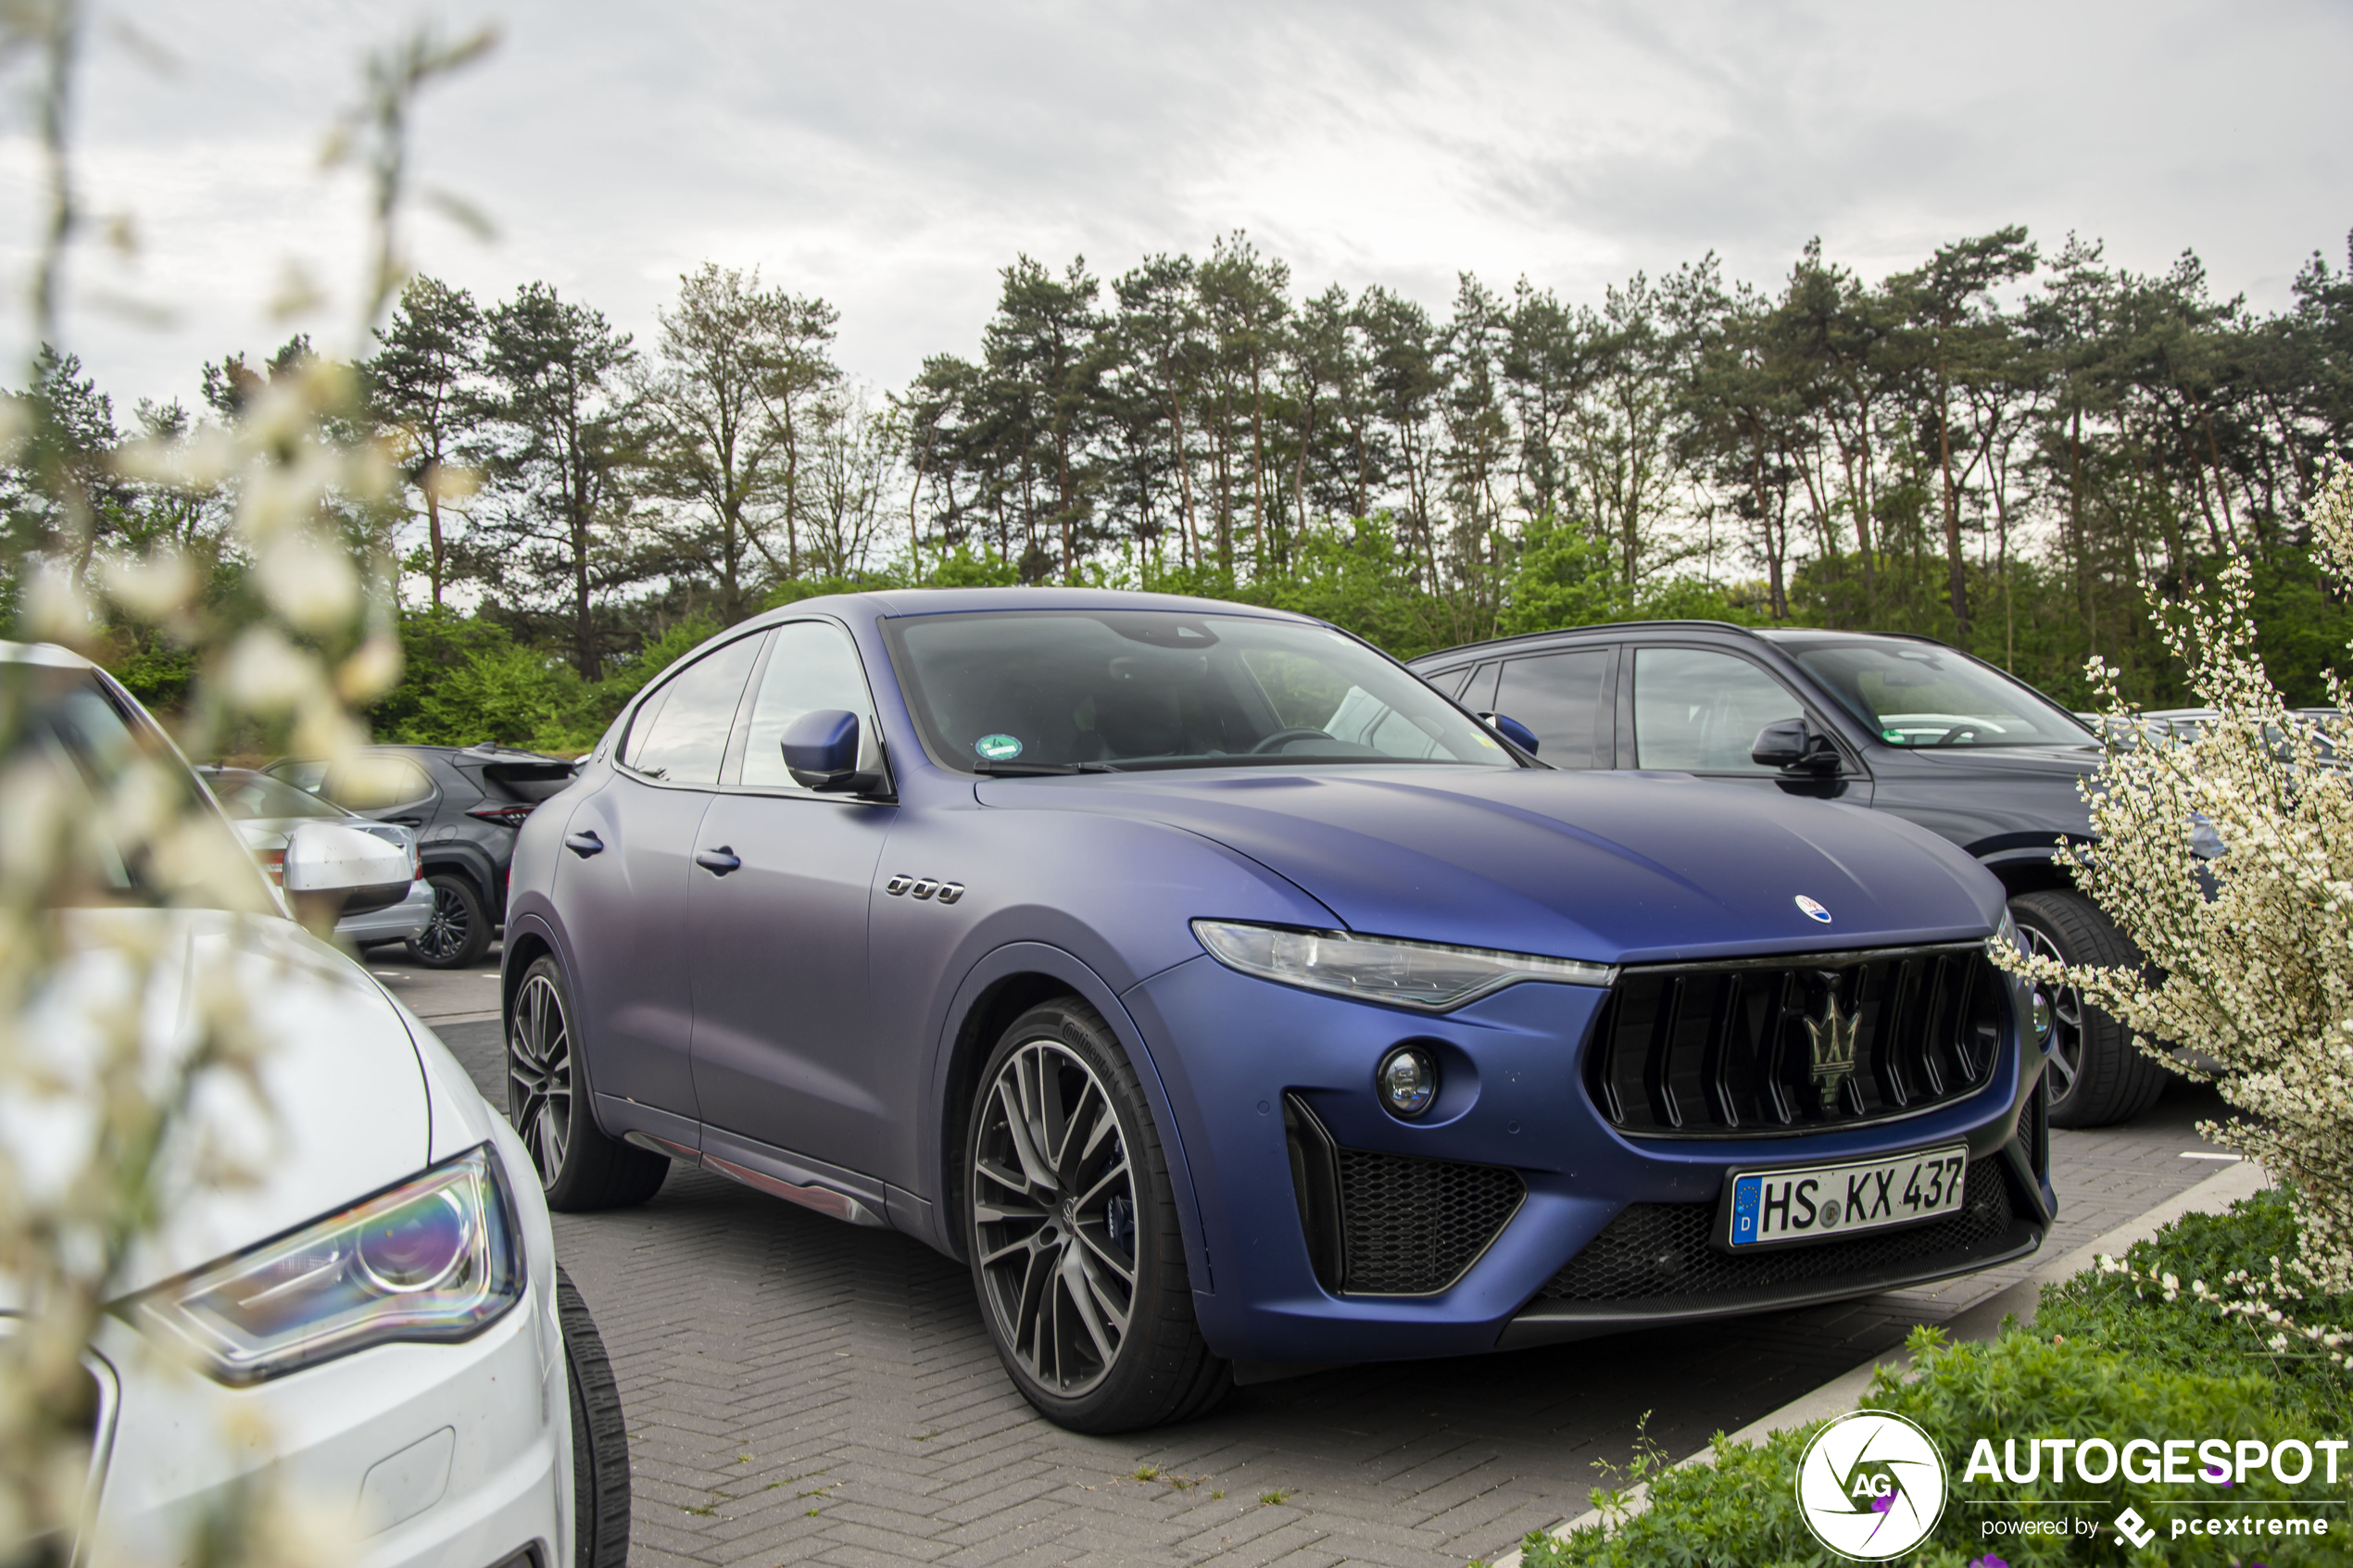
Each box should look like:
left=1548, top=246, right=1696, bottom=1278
left=409, top=872, right=491, bottom=969
left=509, top=955, right=669, bottom=1210
left=965, top=997, right=1228, bottom=1432
left=558, top=1264, right=630, bottom=1568
left=2009, top=890, right=2169, bottom=1127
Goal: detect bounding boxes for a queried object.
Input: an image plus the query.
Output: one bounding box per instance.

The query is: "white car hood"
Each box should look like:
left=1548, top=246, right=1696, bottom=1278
left=0, top=908, right=431, bottom=1302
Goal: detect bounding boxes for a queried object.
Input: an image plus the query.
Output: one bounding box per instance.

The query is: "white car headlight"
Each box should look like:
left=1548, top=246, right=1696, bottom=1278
left=1191, top=920, right=1615, bottom=1010
left=128, top=1144, right=524, bottom=1386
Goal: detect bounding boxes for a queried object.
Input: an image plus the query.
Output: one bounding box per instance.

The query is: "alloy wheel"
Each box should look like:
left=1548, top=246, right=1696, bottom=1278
left=509, top=972, right=573, bottom=1180
left=415, top=882, right=472, bottom=963
left=971, top=1039, right=1139, bottom=1397
left=2021, top=924, right=2086, bottom=1103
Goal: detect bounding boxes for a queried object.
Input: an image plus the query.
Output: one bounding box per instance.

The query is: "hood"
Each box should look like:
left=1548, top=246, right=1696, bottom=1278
left=977, top=765, right=2005, bottom=964
left=0, top=909, right=430, bottom=1302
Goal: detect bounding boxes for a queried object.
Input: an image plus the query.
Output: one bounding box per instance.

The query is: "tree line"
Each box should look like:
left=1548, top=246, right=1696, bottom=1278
left=6, top=224, right=2351, bottom=753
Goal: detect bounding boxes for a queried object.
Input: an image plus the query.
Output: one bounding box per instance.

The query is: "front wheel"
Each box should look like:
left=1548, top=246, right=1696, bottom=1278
left=2009, top=889, right=2169, bottom=1127
left=558, top=1264, right=630, bottom=1568
left=509, top=955, right=669, bottom=1210
left=965, top=997, right=1229, bottom=1432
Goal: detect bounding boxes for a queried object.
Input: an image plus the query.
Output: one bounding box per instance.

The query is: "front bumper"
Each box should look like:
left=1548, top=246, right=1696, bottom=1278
left=81, top=1137, right=567, bottom=1568
left=1121, top=953, right=2054, bottom=1365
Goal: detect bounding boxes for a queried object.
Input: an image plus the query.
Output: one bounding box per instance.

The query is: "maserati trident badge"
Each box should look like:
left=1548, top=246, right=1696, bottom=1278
left=1806, top=978, right=1860, bottom=1111
left=1794, top=894, right=1832, bottom=923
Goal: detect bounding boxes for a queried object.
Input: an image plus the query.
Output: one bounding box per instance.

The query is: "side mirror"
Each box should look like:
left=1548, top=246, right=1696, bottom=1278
left=1478, top=712, right=1541, bottom=756
left=282, top=821, right=412, bottom=925
left=781, top=709, right=884, bottom=794
left=1752, top=718, right=1840, bottom=773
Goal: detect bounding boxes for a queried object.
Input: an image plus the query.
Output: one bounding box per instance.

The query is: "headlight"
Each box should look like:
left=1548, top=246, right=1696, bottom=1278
left=128, top=1144, right=524, bottom=1386
left=1191, top=920, right=1615, bottom=1010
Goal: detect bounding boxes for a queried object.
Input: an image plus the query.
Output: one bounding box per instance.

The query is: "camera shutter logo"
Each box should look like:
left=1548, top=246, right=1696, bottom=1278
left=1794, top=1410, right=1947, bottom=1560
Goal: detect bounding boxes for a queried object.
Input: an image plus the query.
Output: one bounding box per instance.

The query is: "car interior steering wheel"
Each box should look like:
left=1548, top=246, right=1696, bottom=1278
left=1935, top=723, right=1985, bottom=746
left=1251, top=727, right=1337, bottom=754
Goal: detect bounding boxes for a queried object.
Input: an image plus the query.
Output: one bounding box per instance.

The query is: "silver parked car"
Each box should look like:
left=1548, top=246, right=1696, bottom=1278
left=198, top=766, right=435, bottom=947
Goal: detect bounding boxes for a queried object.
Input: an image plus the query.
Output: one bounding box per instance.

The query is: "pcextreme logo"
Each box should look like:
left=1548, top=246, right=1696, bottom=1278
left=1795, top=1411, right=1949, bottom=1559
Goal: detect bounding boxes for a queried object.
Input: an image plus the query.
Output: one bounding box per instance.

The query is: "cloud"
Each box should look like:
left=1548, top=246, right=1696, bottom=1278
left=1, top=0, right=2346, bottom=408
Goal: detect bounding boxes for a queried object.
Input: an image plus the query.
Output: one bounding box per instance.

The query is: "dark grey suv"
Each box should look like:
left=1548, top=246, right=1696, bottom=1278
left=265, top=743, right=576, bottom=967
left=1411, top=621, right=2161, bottom=1127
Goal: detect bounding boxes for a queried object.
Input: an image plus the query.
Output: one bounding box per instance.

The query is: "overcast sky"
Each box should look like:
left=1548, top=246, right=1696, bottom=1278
left=12, top=0, right=2352, bottom=410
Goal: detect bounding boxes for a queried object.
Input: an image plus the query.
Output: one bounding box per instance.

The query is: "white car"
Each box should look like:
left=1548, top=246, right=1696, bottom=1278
left=0, top=644, right=626, bottom=1568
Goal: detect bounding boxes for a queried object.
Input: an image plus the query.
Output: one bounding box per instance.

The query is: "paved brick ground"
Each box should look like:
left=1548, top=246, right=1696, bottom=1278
left=436, top=1018, right=2235, bottom=1568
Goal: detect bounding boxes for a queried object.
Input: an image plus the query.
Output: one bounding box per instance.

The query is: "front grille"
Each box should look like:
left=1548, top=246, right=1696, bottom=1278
left=1335, top=1148, right=1525, bottom=1295
left=1584, top=944, right=2006, bottom=1138
left=1537, top=1159, right=2015, bottom=1305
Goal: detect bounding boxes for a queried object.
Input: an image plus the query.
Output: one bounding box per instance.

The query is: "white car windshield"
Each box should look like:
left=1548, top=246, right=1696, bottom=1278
left=1781, top=640, right=2095, bottom=749
left=885, top=609, right=1519, bottom=773
left=1, top=664, right=271, bottom=911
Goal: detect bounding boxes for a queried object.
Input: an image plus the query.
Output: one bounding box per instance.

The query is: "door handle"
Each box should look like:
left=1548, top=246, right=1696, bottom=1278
left=564, top=830, right=605, bottom=858
left=695, top=846, right=742, bottom=875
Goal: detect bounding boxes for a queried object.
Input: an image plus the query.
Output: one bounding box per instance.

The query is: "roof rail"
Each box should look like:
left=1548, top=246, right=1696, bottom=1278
left=1414, top=620, right=1965, bottom=664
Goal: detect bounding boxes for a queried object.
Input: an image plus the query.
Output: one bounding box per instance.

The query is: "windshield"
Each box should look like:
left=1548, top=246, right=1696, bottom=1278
left=0, top=664, right=272, bottom=911
left=885, top=609, right=1518, bottom=773
left=1783, top=641, right=2094, bottom=749
left=203, top=768, right=349, bottom=822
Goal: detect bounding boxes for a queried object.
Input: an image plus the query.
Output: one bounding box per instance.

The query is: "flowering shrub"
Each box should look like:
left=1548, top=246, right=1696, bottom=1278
left=1997, top=470, right=2353, bottom=1292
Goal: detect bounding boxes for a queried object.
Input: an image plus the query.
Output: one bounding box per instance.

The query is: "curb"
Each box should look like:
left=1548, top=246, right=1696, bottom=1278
left=1486, top=1157, right=2271, bottom=1567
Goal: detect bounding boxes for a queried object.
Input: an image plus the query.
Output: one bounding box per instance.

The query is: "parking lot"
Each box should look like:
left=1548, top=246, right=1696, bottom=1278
left=370, top=949, right=2237, bottom=1568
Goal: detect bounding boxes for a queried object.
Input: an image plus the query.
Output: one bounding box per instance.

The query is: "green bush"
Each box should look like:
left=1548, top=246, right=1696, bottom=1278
left=2036, top=1190, right=2353, bottom=1428
left=1525, top=1197, right=2352, bottom=1567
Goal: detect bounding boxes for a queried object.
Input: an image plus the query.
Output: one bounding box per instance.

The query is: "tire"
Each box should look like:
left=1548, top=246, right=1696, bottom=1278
left=558, top=1264, right=630, bottom=1568
left=409, top=872, right=492, bottom=969
left=964, top=997, right=1230, bottom=1433
left=2009, top=890, right=2170, bottom=1128
left=509, top=955, right=669, bottom=1210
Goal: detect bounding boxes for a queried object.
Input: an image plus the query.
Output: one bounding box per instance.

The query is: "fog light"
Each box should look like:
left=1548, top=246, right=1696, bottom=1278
left=2031, top=990, right=2055, bottom=1049
left=1377, top=1046, right=1438, bottom=1118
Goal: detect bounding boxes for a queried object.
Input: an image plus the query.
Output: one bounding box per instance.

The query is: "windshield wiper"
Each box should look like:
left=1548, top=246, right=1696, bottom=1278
left=971, top=759, right=1121, bottom=776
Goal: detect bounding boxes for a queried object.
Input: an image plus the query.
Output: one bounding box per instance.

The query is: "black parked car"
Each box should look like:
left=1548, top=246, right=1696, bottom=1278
left=1410, top=621, right=2160, bottom=1127
left=265, top=743, right=577, bottom=967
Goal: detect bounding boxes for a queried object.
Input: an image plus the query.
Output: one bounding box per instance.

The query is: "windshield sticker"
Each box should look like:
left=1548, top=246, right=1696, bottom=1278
left=975, top=734, right=1024, bottom=761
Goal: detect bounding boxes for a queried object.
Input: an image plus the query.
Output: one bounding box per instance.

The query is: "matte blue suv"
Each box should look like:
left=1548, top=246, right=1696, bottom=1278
left=502, top=590, right=2054, bottom=1431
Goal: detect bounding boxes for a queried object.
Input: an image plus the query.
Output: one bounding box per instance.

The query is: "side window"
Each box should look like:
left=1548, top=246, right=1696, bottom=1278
left=621, top=634, right=764, bottom=785
left=1456, top=662, right=1500, bottom=714
left=1495, top=650, right=1612, bottom=769
left=1632, top=647, right=1804, bottom=773
left=738, top=621, right=878, bottom=790
left=324, top=754, right=435, bottom=809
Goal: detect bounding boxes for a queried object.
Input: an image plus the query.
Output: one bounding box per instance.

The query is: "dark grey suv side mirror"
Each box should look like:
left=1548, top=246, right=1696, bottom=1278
left=1752, top=718, right=1841, bottom=773
left=781, top=709, right=885, bottom=794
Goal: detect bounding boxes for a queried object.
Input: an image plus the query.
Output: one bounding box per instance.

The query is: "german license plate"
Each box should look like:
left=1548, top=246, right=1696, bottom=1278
left=1720, top=1144, right=1968, bottom=1250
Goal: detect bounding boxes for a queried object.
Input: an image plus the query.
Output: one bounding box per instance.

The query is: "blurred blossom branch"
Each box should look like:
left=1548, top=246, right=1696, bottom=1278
left=0, top=7, right=490, bottom=1563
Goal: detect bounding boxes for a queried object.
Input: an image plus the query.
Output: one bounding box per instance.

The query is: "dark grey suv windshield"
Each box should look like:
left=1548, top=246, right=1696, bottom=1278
left=1782, top=640, right=2093, bottom=748
left=887, top=610, right=1518, bottom=772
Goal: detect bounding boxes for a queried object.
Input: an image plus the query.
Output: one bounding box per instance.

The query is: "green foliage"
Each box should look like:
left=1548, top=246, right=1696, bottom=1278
left=368, top=605, right=724, bottom=755
left=2036, top=1189, right=2353, bottom=1426
left=923, top=544, right=1021, bottom=588
left=1527, top=1198, right=2348, bottom=1567
left=1500, top=512, right=1629, bottom=635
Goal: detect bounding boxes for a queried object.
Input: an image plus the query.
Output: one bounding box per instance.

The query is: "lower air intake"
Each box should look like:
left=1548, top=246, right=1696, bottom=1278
left=1334, top=1147, right=1524, bottom=1295
left=1538, top=1159, right=2016, bottom=1305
